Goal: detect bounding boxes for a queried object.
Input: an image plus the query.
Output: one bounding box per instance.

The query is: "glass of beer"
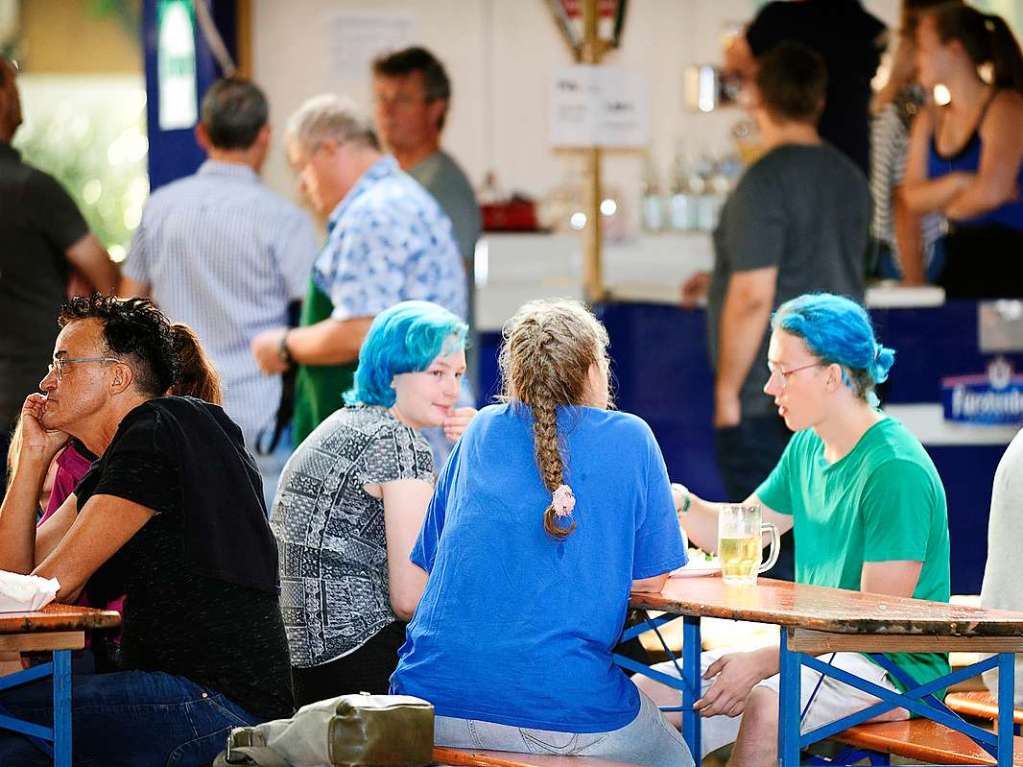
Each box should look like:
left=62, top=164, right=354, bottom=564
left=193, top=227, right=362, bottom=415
left=717, top=504, right=779, bottom=585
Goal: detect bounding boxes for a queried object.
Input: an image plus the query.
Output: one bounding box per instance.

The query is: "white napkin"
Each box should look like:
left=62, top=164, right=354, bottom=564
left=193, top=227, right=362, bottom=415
left=0, top=570, right=60, bottom=612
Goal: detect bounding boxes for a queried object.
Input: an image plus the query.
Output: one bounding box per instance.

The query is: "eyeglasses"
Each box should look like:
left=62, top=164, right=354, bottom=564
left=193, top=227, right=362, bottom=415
left=47, top=356, right=121, bottom=381
left=766, top=361, right=825, bottom=389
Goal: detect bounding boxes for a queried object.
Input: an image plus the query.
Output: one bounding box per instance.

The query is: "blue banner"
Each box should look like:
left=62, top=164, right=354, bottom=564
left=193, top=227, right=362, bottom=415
left=942, top=357, right=1023, bottom=425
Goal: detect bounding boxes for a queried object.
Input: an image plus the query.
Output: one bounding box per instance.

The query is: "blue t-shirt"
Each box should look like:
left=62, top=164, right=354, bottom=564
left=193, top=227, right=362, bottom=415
left=391, top=404, right=685, bottom=732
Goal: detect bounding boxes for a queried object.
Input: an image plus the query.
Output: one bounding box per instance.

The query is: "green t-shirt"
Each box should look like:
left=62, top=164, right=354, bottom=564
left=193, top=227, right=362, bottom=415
left=756, top=416, right=951, bottom=693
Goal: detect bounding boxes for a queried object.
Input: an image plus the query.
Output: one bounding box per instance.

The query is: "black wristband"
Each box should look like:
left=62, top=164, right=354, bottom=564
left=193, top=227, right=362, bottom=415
left=277, top=330, right=294, bottom=368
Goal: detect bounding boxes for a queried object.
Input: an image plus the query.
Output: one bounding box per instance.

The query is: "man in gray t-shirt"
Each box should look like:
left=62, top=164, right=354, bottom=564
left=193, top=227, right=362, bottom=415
left=372, top=47, right=480, bottom=467
left=685, top=43, right=868, bottom=579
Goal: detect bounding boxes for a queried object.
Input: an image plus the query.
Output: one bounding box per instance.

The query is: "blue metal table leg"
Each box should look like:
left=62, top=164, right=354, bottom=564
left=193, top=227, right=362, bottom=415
left=778, top=628, right=802, bottom=767
left=52, top=649, right=71, bottom=767
left=682, top=615, right=702, bottom=762
left=998, top=652, right=1015, bottom=767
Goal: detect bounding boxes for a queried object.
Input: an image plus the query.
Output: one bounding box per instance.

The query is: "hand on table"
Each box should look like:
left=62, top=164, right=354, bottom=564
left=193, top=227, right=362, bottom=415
left=443, top=407, right=477, bottom=443
left=251, top=328, right=290, bottom=374
left=695, top=650, right=773, bottom=718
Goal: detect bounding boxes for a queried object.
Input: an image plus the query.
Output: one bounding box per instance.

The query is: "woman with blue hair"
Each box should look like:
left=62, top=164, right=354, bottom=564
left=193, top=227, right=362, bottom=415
left=270, top=300, right=474, bottom=704
left=637, top=293, right=950, bottom=767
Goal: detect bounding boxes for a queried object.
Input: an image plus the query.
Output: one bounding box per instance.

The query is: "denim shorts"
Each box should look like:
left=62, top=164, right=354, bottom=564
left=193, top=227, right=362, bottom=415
left=434, top=691, right=694, bottom=767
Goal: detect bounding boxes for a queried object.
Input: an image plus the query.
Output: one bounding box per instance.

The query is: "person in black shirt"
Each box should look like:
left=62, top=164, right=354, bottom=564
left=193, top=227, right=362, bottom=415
left=0, top=57, right=118, bottom=493
left=0, top=295, right=293, bottom=767
left=724, top=0, right=887, bottom=175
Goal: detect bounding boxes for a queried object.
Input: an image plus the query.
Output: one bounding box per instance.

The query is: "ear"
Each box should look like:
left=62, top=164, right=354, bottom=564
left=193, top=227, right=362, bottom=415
left=255, top=124, right=271, bottom=149
left=109, top=362, right=135, bottom=395
left=826, top=363, right=841, bottom=390
left=195, top=122, right=212, bottom=153
left=318, top=138, right=339, bottom=159
left=427, top=99, right=447, bottom=131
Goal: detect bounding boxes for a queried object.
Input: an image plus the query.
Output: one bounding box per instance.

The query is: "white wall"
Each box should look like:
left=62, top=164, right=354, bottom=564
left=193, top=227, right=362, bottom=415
left=254, top=0, right=900, bottom=222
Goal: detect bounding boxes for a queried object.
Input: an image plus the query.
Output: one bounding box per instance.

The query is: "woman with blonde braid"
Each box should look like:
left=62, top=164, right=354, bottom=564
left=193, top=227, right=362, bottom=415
left=391, top=299, right=691, bottom=767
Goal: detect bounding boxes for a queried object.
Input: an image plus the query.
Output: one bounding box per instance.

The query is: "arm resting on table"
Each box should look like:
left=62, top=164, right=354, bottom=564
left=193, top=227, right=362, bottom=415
left=675, top=488, right=792, bottom=554
left=32, top=494, right=155, bottom=603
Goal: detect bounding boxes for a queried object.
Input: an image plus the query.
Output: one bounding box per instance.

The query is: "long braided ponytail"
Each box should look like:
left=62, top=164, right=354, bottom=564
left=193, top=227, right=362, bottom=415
left=498, top=300, right=610, bottom=540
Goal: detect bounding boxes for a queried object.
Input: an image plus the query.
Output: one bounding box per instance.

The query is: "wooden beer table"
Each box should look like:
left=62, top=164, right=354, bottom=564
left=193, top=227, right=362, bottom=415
left=0, top=604, right=121, bottom=767
left=620, top=577, right=1023, bottom=767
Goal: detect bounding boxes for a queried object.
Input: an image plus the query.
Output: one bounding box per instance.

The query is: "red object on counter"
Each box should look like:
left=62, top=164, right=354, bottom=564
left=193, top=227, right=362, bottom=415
left=481, top=201, right=539, bottom=232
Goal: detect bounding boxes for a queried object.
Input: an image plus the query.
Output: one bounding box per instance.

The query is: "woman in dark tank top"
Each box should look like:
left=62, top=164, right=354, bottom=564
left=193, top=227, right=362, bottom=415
left=902, top=4, right=1023, bottom=298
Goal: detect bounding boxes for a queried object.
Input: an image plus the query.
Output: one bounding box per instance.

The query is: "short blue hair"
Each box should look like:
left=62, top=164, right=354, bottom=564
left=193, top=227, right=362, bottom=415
left=346, top=301, right=467, bottom=408
left=772, top=293, right=895, bottom=403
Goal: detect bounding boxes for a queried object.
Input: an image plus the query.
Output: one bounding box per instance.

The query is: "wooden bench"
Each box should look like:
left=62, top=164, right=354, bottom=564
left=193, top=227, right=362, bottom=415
left=433, top=746, right=639, bottom=767
left=947, top=691, right=1023, bottom=728
left=833, top=719, right=1023, bottom=765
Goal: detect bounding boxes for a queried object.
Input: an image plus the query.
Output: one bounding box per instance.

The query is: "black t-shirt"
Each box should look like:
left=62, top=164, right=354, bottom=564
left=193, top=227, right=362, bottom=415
left=747, top=0, right=886, bottom=176
left=708, top=144, right=869, bottom=418
left=76, top=398, right=294, bottom=720
left=0, top=143, right=88, bottom=427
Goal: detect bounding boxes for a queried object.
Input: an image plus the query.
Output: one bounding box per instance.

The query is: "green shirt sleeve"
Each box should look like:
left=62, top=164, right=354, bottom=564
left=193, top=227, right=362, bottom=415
left=860, top=459, right=936, bottom=562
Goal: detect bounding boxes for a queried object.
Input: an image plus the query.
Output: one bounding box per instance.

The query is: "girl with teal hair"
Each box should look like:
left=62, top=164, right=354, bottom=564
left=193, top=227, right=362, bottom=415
left=270, top=300, right=474, bottom=705
left=637, top=293, right=950, bottom=767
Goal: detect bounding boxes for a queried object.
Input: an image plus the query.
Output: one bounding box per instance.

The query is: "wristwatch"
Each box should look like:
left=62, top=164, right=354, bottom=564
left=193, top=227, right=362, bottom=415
left=277, top=330, right=294, bottom=368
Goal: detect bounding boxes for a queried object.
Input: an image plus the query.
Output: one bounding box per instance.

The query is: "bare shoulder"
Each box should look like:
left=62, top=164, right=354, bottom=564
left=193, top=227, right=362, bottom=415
left=987, top=90, right=1023, bottom=122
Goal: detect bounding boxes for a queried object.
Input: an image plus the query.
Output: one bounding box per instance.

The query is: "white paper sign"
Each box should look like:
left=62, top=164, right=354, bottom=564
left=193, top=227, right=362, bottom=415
left=327, top=11, right=415, bottom=82
left=550, top=65, right=649, bottom=148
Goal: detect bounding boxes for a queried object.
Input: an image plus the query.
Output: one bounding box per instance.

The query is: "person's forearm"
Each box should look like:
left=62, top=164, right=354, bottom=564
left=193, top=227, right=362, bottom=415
left=892, top=192, right=926, bottom=285
left=0, top=460, right=47, bottom=573
left=716, top=290, right=773, bottom=401
left=751, top=645, right=779, bottom=678
left=287, top=318, right=369, bottom=366
left=901, top=172, right=974, bottom=215
left=681, top=491, right=721, bottom=553
left=67, top=234, right=119, bottom=294
left=944, top=178, right=1016, bottom=221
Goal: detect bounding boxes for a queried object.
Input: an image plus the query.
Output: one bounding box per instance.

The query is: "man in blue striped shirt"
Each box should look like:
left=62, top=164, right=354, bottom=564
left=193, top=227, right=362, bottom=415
left=119, top=78, right=318, bottom=505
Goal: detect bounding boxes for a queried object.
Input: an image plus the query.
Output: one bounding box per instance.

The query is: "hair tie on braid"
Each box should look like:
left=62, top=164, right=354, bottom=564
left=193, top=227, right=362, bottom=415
left=552, top=485, right=576, bottom=518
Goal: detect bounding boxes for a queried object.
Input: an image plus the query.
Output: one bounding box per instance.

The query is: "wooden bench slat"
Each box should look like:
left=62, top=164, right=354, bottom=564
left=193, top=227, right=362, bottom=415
left=946, top=691, right=1023, bottom=726
left=834, top=720, right=1023, bottom=766
left=433, top=746, right=641, bottom=767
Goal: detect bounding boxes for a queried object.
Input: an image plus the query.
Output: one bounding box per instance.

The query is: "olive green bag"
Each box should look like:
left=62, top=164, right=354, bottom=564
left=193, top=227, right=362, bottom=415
left=214, top=694, right=435, bottom=767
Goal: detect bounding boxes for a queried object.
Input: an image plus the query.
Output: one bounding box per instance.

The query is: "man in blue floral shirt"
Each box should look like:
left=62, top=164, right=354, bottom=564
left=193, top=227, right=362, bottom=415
left=252, top=94, right=466, bottom=446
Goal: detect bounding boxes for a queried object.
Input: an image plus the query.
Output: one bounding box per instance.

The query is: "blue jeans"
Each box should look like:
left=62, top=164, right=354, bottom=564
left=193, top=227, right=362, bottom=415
left=434, top=691, right=693, bottom=767
left=0, top=669, right=261, bottom=767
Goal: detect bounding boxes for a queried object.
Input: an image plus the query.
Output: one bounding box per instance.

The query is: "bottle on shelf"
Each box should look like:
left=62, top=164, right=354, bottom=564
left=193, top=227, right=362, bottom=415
left=693, top=151, right=718, bottom=232
left=640, top=152, right=665, bottom=233
left=669, top=147, right=698, bottom=232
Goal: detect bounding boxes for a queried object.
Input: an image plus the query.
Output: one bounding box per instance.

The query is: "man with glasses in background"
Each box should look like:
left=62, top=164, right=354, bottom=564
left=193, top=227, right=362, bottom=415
left=680, top=43, right=869, bottom=579
left=0, top=56, right=118, bottom=493
left=372, top=47, right=479, bottom=338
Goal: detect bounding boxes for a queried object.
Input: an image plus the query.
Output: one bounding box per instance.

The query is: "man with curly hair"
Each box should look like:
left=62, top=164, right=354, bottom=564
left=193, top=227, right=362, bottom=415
left=0, top=295, right=292, bottom=766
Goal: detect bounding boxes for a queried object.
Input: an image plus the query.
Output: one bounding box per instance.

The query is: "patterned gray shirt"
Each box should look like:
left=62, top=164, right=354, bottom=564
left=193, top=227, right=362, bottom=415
left=272, top=405, right=434, bottom=667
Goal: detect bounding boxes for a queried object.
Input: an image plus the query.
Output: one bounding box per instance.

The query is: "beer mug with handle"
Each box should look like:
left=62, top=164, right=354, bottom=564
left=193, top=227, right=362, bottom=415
left=718, top=504, right=779, bottom=585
